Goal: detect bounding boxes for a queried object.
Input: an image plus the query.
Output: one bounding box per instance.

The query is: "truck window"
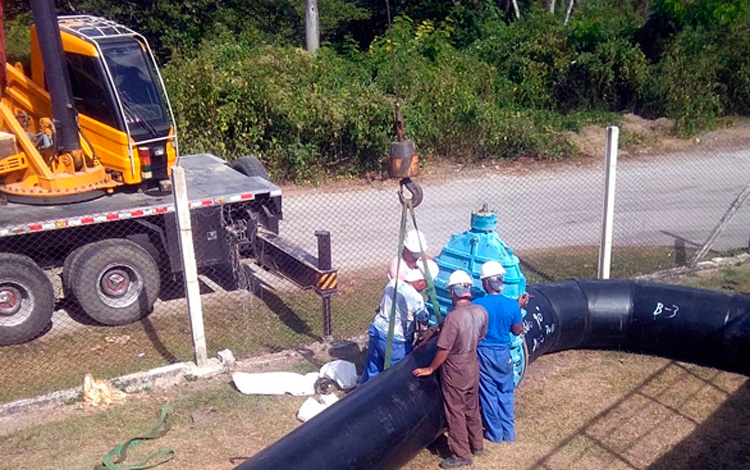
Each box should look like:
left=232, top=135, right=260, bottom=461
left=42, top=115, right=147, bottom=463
left=65, top=52, right=119, bottom=129
left=99, top=39, right=170, bottom=140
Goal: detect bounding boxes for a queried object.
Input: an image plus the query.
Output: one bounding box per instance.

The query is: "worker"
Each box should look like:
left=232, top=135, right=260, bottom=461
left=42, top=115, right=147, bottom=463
left=413, top=270, right=488, bottom=469
left=360, top=259, right=440, bottom=385
left=473, top=260, right=528, bottom=443
left=388, top=228, right=429, bottom=281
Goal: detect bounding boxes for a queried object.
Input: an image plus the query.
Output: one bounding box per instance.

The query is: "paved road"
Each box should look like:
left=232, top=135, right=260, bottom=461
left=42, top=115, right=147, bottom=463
left=279, top=148, right=750, bottom=273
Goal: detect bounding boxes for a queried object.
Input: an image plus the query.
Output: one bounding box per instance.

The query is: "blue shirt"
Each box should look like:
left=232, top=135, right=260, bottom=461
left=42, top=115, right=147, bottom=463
left=473, top=294, right=522, bottom=346
left=372, top=279, right=428, bottom=343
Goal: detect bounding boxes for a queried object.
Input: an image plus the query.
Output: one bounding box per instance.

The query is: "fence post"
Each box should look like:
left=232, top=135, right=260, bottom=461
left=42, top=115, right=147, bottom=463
left=689, top=181, right=750, bottom=267
left=171, top=166, right=208, bottom=367
left=598, top=126, right=619, bottom=279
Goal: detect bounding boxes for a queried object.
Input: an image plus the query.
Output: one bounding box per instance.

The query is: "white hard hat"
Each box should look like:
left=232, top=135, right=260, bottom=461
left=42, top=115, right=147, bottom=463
left=480, top=260, right=506, bottom=279
left=447, top=269, right=473, bottom=288
left=404, top=259, right=439, bottom=283
left=403, top=229, right=427, bottom=255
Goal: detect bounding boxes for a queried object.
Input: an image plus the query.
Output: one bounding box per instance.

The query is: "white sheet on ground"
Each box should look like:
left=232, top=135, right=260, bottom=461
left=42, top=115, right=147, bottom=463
left=319, top=360, right=357, bottom=389
left=297, top=394, right=340, bottom=422
left=232, top=371, right=319, bottom=396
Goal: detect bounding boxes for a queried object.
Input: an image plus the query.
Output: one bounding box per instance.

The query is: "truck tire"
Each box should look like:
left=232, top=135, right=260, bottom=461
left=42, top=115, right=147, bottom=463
left=62, top=245, right=87, bottom=299
left=232, top=156, right=270, bottom=181
left=71, top=239, right=161, bottom=325
left=0, top=254, right=54, bottom=345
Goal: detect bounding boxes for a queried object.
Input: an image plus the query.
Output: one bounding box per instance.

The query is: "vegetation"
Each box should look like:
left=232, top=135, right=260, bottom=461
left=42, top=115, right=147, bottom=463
left=4, top=0, right=750, bottom=181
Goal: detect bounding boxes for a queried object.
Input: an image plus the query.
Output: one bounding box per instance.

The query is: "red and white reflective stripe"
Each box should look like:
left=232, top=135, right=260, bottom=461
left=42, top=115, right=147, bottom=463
left=0, top=191, right=268, bottom=237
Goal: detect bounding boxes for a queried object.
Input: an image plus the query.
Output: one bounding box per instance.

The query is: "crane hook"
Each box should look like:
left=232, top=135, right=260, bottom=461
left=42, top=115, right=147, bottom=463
left=398, top=177, right=423, bottom=208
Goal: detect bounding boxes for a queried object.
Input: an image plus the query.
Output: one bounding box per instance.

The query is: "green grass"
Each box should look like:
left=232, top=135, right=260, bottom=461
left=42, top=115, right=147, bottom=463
left=520, top=245, right=702, bottom=284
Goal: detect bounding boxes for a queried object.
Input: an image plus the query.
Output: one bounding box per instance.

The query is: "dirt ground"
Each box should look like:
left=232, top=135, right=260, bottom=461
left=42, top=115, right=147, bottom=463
left=1, top=343, right=748, bottom=470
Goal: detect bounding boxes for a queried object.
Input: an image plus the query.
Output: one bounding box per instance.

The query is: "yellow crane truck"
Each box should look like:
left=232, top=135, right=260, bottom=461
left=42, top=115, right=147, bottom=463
left=0, top=1, right=337, bottom=345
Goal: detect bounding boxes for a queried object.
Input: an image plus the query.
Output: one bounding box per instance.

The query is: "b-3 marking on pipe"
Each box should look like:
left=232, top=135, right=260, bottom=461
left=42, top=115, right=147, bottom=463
left=652, top=302, right=679, bottom=319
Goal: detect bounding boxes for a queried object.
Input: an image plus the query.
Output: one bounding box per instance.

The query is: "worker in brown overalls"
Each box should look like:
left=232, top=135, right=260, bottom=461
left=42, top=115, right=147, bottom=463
left=413, top=269, right=488, bottom=469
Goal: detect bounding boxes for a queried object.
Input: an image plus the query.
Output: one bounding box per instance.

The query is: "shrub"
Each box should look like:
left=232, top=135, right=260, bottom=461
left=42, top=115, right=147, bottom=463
left=164, top=37, right=392, bottom=182
left=655, top=26, right=723, bottom=136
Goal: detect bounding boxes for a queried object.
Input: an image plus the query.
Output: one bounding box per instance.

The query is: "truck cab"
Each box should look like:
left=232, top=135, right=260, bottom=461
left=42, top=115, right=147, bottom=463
left=29, top=15, right=178, bottom=186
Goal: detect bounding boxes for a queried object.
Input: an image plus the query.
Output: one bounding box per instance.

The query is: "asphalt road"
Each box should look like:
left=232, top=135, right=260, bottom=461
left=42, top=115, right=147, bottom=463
left=280, top=147, right=750, bottom=273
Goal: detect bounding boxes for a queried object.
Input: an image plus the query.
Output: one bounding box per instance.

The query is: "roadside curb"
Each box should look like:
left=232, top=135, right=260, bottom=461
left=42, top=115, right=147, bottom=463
left=0, top=360, right=221, bottom=418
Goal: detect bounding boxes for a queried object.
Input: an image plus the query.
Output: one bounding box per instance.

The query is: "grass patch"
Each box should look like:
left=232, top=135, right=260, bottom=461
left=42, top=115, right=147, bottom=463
left=520, top=245, right=701, bottom=284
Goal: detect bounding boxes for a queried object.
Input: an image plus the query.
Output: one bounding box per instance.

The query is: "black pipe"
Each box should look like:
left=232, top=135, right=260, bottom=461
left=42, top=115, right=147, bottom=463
left=234, top=280, right=750, bottom=470
left=234, top=338, right=445, bottom=470
left=31, top=0, right=80, bottom=152
left=524, top=279, right=750, bottom=374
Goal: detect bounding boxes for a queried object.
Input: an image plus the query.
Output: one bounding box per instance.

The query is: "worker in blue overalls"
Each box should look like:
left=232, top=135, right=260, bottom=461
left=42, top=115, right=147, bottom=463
left=473, top=261, right=528, bottom=442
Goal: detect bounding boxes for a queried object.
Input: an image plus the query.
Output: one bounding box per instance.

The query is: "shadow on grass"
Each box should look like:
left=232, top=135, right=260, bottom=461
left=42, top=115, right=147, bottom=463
left=646, top=380, right=750, bottom=470
left=526, top=361, right=750, bottom=470
left=140, top=317, right=179, bottom=364
left=247, top=274, right=321, bottom=343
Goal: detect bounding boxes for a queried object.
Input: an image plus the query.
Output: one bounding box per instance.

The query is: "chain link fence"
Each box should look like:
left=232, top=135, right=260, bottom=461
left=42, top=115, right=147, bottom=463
left=1, top=130, right=749, bottom=405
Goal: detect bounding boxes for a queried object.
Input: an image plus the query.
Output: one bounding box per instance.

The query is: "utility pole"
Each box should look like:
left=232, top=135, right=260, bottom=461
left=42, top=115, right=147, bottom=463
left=305, top=0, right=319, bottom=54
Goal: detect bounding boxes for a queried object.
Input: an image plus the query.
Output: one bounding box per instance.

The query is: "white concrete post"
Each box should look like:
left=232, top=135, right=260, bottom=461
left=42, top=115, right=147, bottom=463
left=598, top=126, right=619, bottom=279
left=171, top=166, right=208, bottom=367
left=305, top=0, right=319, bottom=54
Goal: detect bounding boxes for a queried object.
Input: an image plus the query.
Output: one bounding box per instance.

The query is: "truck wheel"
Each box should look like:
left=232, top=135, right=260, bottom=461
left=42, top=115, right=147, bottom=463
left=232, top=156, right=270, bottom=181
left=72, top=240, right=161, bottom=325
left=62, top=245, right=87, bottom=299
left=0, top=254, right=54, bottom=345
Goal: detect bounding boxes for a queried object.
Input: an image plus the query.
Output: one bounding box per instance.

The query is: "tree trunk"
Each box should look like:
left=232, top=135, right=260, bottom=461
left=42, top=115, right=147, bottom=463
left=564, top=0, right=576, bottom=24
left=305, top=0, right=320, bottom=54
left=511, top=0, right=521, bottom=18
left=549, top=0, right=556, bottom=14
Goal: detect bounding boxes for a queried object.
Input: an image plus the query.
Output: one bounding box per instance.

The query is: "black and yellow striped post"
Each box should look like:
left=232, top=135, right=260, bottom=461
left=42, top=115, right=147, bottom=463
left=315, top=231, right=336, bottom=338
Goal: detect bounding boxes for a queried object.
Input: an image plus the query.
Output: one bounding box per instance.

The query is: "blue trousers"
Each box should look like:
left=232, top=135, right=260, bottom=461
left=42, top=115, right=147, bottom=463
left=359, top=325, right=413, bottom=385
left=477, top=343, right=515, bottom=442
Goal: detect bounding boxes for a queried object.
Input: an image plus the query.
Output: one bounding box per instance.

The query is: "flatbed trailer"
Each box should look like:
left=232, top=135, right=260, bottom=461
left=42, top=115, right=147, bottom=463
left=0, top=154, right=336, bottom=345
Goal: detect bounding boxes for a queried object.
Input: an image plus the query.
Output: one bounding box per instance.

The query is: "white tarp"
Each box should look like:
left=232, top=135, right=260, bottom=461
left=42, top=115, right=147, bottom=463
left=297, top=394, right=340, bottom=422
left=319, top=360, right=357, bottom=389
left=232, top=371, right=319, bottom=396
left=232, top=360, right=358, bottom=399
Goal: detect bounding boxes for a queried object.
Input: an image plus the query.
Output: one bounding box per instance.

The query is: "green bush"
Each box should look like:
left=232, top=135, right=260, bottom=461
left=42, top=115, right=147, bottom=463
left=655, top=26, right=723, bottom=136
left=165, top=37, right=392, bottom=182
left=720, top=12, right=750, bottom=114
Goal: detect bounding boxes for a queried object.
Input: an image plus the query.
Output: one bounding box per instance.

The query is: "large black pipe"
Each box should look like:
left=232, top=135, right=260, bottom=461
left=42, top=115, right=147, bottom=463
left=30, top=0, right=80, bottom=152
left=524, top=279, right=750, bottom=373
left=235, top=339, right=445, bottom=470
left=234, top=280, right=750, bottom=470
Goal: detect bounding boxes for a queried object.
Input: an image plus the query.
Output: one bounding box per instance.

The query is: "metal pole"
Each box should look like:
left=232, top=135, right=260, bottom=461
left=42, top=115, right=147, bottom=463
left=598, top=126, right=619, bottom=279
left=322, top=295, right=332, bottom=339
left=315, top=230, right=331, bottom=270
left=172, top=166, right=208, bottom=367
left=689, top=181, right=750, bottom=267
left=316, top=230, right=332, bottom=338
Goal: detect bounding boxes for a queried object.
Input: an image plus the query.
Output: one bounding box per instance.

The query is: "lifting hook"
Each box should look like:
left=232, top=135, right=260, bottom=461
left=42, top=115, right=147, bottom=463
left=398, top=177, right=423, bottom=208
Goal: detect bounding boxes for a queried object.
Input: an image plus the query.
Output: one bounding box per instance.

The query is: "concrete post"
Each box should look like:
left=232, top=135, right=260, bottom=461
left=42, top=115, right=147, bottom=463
left=171, top=166, right=208, bottom=367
